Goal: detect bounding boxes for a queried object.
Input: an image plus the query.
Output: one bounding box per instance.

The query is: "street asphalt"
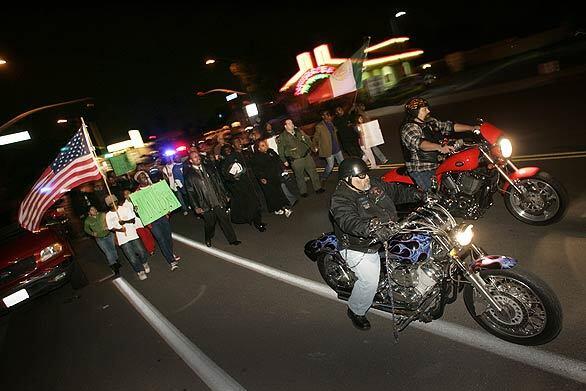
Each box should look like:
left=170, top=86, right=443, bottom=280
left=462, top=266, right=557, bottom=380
left=1, top=74, right=585, bottom=391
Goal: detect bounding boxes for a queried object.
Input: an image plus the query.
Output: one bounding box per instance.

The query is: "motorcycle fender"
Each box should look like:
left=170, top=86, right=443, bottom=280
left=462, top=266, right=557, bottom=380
left=304, top=232, right=339, bottom=262
left=470, top=255, right=518, bottom=272
left=501, top=166, right=540, bottom=192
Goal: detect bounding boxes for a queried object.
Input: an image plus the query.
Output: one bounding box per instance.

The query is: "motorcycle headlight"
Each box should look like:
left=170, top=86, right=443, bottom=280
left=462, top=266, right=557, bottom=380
left=454, top=224, right=474, bottom=246
left=499, top=138, right=513, bottom=158
left=38, top=242, right=63, bottom=262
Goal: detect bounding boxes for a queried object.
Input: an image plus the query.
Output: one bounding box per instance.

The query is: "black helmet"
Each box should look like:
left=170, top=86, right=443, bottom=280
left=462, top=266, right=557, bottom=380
left=338, top=158, right=369, bottom=181
left=404, top=97, right=429, bottom=117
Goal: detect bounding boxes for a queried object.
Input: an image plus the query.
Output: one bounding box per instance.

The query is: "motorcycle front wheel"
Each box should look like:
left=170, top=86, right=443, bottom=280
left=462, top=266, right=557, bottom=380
left=463, top=269, right=562, bottom=345
left=504, top=171, right=568, bottom=225
left=317, top=254, right=355, bottom=293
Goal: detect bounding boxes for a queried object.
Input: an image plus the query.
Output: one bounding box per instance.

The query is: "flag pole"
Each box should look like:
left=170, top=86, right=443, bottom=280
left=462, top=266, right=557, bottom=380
left=351, top=36, right=372, bottom=109
left=81, top=117, right=126, bottom=234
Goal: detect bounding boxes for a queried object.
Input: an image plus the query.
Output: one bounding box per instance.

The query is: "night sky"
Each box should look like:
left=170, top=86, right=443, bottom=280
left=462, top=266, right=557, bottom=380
left=0, top=4, right=576, bottom=143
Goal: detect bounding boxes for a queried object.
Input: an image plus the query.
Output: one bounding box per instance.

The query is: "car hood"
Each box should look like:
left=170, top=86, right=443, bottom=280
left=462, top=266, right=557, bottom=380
left=0, top=228, right=58, bottom=268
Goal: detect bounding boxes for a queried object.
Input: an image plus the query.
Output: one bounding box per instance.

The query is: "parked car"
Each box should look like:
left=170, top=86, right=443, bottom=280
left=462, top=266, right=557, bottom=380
left=0, top=218, right=76, bottom=313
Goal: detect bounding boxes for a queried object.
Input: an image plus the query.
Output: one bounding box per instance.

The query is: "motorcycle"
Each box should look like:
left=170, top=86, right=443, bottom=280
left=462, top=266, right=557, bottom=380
left=305, top=199, right=562, bottom=345
left=382, top=121, right=568, bottom=225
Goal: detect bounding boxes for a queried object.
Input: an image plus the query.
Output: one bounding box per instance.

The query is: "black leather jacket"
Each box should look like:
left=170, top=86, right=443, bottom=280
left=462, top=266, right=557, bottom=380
left=183, top=161, right=229, bottom=211
left=330, top=178, right=421, bottom=253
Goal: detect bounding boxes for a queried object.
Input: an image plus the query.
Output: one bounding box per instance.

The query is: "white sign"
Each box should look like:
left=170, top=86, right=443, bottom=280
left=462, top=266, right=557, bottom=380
left=266, top=136, right=279, bottom=154
left=359, top=120, right=385, bottom=148
left=226, top=93, right=238, bottom=101
left=245, top=103, right=259, bottom=118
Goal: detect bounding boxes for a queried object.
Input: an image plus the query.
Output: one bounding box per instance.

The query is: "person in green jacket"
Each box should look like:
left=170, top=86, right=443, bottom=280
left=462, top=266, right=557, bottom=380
left=84, top=206, right=121, bottom=275
left=277, top=119, right=325, bottom=197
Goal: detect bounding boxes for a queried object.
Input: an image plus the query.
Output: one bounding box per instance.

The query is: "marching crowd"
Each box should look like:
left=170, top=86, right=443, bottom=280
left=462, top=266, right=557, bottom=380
left=79, top=103, right=391, bottom=281
left=79, top=97, right=477, bottom=285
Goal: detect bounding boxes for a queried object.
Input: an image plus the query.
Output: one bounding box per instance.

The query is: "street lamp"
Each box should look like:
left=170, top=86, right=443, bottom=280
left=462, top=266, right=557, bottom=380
left=205, top=59, right=216, bottom=65
left=395, top=11, right=407, bottom=18
left=0, top=59, right=6, bottom=65
left=57, top=119, right=68, bottom=124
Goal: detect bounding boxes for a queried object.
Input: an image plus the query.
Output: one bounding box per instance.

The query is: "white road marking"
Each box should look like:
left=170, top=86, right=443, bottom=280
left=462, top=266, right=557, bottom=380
left=112, top=277, right=246, bottom=391
left=173, top=233, right=586, bottom=385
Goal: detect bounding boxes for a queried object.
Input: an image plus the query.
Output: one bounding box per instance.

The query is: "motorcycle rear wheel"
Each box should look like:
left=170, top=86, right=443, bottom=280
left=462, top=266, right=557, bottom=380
left=463, top=269, right=562, bottom=345
left=504, top=171, right=568, bottom=225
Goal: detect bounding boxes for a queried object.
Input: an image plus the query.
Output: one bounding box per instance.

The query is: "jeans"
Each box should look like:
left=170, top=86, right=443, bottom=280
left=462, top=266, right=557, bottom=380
left=341, top=249, right=381, bottom=316
left=409, top=169, right=435, bottom=191
left=322, top=150, right=345, bottom=179
left=120, top=239, right=148, bottom=273
left=95, top=233, right=118, bottom=266
left=150, top=217, right=174, bottom=265
left=174, top=190, right=188, bottom=212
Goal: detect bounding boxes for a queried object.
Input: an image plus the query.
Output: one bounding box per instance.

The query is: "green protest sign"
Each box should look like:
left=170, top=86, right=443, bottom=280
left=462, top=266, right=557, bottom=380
left=129, top=181, right=181, bottom=225
left=109, top=153, right=136, bottom=176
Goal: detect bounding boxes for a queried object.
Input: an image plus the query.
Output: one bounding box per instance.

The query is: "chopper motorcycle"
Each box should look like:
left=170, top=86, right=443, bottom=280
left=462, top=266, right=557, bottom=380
left=305, top=198, right=562, bottom=345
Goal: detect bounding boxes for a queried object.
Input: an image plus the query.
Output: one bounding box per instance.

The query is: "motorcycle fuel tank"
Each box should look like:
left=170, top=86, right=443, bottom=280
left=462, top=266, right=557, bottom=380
left=387, top=233, right=433, bottom=264
left=436, top=148, right=481, bottom=177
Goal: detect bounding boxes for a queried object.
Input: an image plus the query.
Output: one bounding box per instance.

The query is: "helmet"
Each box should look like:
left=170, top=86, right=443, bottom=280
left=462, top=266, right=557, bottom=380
left=404, top=97, right=429, bottom=117
left=338, top=158, right=369, bottom=181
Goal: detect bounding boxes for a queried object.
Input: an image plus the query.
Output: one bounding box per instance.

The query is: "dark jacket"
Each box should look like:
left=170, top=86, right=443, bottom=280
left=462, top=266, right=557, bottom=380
left=330, top=178, right=420, bottom=253
left=183, top=161, right=228, bottom=212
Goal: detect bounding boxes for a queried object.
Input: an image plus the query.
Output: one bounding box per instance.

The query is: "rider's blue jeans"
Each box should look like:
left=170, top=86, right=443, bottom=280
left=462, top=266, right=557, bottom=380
left=341, top=249, right=380, bottom=316
left=409, top=169, right=435, bottom=191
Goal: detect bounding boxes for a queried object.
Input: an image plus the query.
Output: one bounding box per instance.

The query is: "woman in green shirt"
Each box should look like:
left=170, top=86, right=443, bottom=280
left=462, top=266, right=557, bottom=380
left=84, top=206, right=121, bottom=275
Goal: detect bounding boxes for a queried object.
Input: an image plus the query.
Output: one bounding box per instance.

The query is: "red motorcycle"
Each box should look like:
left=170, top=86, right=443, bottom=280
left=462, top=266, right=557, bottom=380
left=382, top=122, right=568, bottom=225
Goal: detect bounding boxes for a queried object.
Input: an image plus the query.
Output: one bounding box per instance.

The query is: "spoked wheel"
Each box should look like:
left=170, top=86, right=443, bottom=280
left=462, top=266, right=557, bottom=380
left=317, top=254, right=355, bottom=292
left=505, top=171, right=568, bottom=225
left=463, top=269, right=562, bottom=345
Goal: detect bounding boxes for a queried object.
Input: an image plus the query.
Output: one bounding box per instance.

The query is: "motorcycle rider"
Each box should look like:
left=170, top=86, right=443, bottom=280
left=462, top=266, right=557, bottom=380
left=400, top=97, right=480, bottom=190
left=330, top=158, right=421, bottom=330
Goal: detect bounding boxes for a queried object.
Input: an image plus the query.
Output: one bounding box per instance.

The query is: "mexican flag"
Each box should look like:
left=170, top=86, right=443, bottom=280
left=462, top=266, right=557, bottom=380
left=308, top=39, right=370, bottom=104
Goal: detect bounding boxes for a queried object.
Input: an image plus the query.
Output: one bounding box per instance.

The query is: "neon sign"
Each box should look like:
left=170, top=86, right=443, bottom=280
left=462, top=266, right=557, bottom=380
left=294, top=66, right=335, bottom=95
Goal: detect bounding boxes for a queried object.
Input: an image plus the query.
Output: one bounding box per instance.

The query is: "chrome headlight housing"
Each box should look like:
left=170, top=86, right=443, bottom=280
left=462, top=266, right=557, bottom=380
left=38, top=243, right=63, bottom=262
left=498, top=138, right=513, bottom=158
left=454, top=224, right=474, bottom=246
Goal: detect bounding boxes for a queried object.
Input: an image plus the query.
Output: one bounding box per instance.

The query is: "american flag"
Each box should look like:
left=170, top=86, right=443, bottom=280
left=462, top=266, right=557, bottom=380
left=18, top=128, right=102, bottom=232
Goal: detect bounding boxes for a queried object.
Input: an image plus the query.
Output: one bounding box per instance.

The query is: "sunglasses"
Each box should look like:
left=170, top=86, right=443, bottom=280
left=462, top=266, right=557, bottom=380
left=353, top=173, right=368, bottom=179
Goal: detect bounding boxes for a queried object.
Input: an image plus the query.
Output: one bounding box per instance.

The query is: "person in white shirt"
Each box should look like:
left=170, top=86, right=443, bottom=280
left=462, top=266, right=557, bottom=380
left=105, top=194, right=149, bottom=280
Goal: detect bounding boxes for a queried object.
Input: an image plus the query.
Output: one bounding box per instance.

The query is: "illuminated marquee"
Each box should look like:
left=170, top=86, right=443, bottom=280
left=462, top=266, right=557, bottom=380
left=294, top=66, right=336, bottom=95
left=280, top=37, right=422, bottom=92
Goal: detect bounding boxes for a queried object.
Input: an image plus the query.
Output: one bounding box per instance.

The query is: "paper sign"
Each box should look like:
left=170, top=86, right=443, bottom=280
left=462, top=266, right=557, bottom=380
left=360, top=120, right=385, bottom=148
left=129, top=181, right=180, bottom=225
left=267, top=136, right=279, bottom=155
left=109, top=153, right=136, bottom=176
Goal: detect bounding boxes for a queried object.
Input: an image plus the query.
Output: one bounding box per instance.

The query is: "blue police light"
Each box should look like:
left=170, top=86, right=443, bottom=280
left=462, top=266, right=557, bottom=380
left=164, top=149, right=176, bottom=157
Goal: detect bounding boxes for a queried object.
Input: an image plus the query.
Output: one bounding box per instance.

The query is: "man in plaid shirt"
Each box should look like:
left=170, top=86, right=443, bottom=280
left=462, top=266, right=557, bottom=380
left=400, top=97, right=479, bottom=190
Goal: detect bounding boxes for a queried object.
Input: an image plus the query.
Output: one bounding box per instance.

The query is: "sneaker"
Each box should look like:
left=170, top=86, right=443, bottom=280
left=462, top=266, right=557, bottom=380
left=316, top=188, right=326, bottom=194
left=183, top=211, right=189, bottom=216
left=143, top=263, right=150, bottom=274
left=274, top=209, right=284, bottom=215
left=137, top=271, right=148, bottom=280
left=301, top=193, right=308, bottom=198
left=284, top=208, right=293, bottom=218
left=173, top=254, right=181, bottom=261
left=170, top=261, right=179, bottom=271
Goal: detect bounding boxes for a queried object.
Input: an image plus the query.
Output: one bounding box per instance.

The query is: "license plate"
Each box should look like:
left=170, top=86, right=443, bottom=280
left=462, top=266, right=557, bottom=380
left=3, top=289, right=29, bottom=308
